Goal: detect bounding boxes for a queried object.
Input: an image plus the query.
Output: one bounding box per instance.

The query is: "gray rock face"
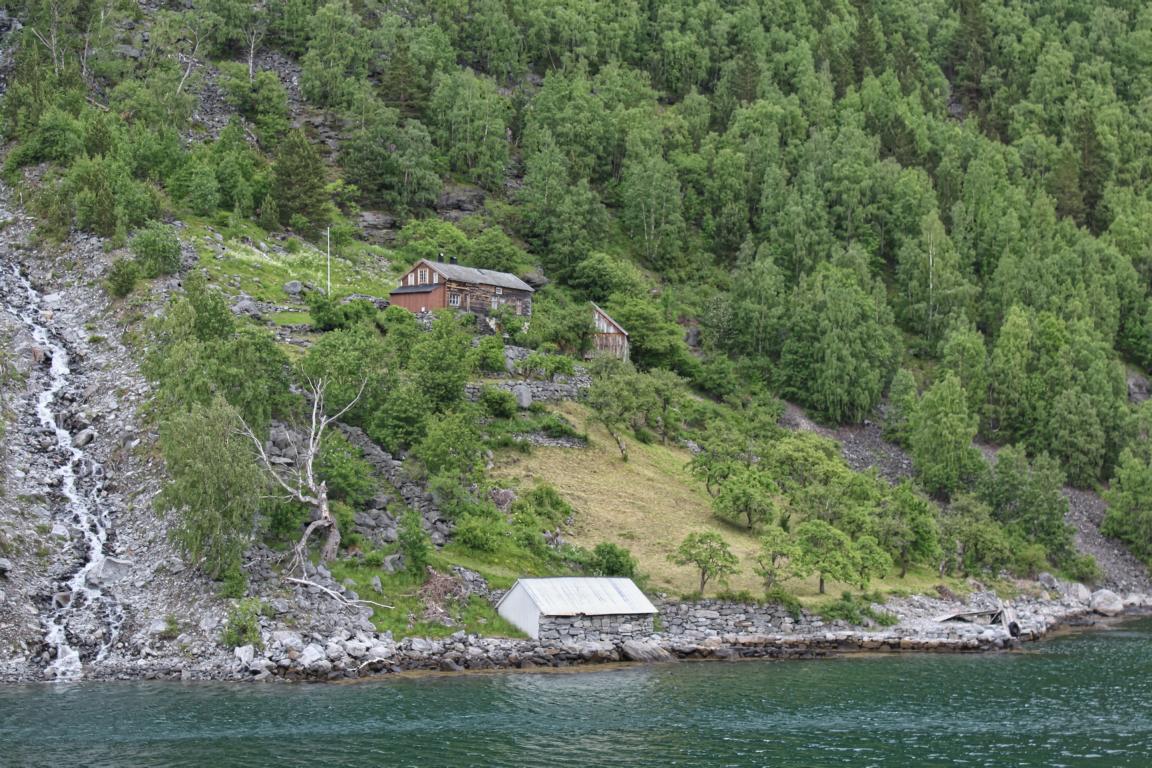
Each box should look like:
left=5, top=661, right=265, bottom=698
left=271, top=631, right=304, bottom=652
left=232, top=297, right=261, bottom=318
left=511, top=384, right=532, bottom=409
left=73, top=428, right=95, bottom=448
left=86, top=557, right=132, bottom=587
left=0, top=557, right=11, bottom=577
left=299, top=643, right=326, bottom=668
left=1038, top=572, right=1060, bottom=592
left=283, top=280, right=303, bottom=296
left=234, top=644, right=255, bottom=665
left=1064, top=582, right=1092, bottom=604
left=1090, top=589, right=1125, bottom=616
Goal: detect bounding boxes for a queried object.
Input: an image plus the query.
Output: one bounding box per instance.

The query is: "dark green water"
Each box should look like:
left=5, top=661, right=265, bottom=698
left=3, top=619, right=1151, bottom=768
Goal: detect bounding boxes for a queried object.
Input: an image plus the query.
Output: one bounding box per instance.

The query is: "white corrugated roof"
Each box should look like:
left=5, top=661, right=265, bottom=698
left=499, top=578, right=657, bottom=616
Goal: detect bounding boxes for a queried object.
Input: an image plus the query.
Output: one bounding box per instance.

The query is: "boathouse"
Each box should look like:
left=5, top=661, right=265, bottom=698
left=496, top=577, right=658, bottom=641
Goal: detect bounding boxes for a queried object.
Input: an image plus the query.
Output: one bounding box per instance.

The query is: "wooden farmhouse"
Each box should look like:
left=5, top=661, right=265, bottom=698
left=590, top=302, right=630, bottom=361
left=388, top=258, right=534, bottom=318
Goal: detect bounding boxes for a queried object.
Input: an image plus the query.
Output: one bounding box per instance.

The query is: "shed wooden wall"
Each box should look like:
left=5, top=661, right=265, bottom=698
left=388, top=286, right=444, bottom=313
left=444, top=280, right=533, bottom=317
left=593, top=332, right=630, bottom=360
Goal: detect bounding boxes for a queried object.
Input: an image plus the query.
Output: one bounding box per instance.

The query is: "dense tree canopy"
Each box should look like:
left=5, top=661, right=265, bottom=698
left=6, top=0, right=1151, bottom=591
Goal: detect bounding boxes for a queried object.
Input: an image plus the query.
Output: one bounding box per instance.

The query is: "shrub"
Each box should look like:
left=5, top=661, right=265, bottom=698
left=331, top=500, right=356, bottom=544
left=221, top=598, right=266, bottom=649
left=518, top=352, right=576, bottom=380
left=218, top=567, right=248, bottom=599
left=1013, top=542, right=1048, bottom=580
left=472, top=335, right=507, bottom=374
left=306, top=292, right=377, bottom=331
left=589, top=542, right=637, bottom=577
left=817, top=592, right=898, bottom=627
left=1061, top=553, right=1101, bottom=585
left=362, top=549, right=389, bottom=568
left=510, top=484, right=573, bottom=527
left=763, top=587, right=803, bottom=618
left=106, top=258, right=139, bottom=298
left=538, top=415, right=582, bottom=439
left=131, top=222, right=182, bottom=277
left=398, top=510, right=431, bottom=575
left=479, top=386, right=517, bottom=419
left=316, top=433, right=377, bottom=508
left=454, top=514, right=505, bottom=553
left=266, top=499, right=309, bottom=542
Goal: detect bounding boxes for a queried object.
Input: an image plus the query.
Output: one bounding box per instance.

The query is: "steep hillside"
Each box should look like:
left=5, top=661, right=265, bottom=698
left=2, top=0, right=1152, bottom=683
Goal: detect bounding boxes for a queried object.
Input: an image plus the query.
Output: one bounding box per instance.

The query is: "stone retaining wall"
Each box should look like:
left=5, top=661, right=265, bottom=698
left=464, top=376, right=591, bottom=407
left=538, top=613, right=655, bottom=643
left=656, top=599, right=817, bottom=639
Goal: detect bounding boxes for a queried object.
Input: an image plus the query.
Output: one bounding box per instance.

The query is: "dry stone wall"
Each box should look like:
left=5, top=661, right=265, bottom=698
left=656, top=599, right=818, bottom=640
left=537, top=614, right=655, bottom=643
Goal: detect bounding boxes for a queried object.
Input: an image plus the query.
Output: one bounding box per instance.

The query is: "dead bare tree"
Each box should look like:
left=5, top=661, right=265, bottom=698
left=240, top=375, right=366, bottom=573
left=27, top=0, right=68, bottom=78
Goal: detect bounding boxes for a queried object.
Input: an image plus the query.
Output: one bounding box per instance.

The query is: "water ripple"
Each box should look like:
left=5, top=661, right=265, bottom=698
left=2, top=620, right=1151, bottom=767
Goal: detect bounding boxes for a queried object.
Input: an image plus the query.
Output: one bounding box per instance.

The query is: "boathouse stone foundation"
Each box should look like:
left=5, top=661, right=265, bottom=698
left=537, top=613, right=655, bottom=643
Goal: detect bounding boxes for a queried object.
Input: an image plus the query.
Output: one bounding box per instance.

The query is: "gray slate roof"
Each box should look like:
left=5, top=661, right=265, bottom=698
left=497, top=577, right=657, bottom=616
left=422, top=260, right=535, bottom=292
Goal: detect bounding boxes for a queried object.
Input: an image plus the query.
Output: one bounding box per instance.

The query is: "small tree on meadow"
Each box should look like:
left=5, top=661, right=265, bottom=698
left=585, top=371, right=641, bottom=460
left=712, top=469, right=777, bottom=529
left=793, top=520, right=857, bottom=595
left=670, top=531, right=740, bottom=595
left=754, top=525, right=801, bottom=592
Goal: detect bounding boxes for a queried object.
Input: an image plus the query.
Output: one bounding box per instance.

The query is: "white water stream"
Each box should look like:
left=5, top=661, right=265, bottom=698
left=3, top=262, right=123, bottom=680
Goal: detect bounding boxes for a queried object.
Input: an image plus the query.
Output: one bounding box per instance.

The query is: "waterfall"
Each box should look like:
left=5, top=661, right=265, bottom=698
left=2, top=261, right=124, bottom=680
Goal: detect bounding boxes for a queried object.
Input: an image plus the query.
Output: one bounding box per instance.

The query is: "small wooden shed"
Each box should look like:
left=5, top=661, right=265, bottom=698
left=496, top=577, right=657, bottom=640
left=589, top=302, right=630, bottom=361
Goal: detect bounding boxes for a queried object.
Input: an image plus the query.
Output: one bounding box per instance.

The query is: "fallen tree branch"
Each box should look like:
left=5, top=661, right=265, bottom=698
left=357, top=656, right=393, bottom=671
left=285, top=577, right=393, bottom=610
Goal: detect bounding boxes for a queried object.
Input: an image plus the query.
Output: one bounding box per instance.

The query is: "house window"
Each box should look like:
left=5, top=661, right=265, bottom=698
left=449, top=293, right=461, bottom=307
left=494, top=287, right=503, bottom=295
left=417, top=268, right=429, bottom=284
left=491, top=296, right=499, bottom=311
left=406, top=274, right=414, bottom=286
left=432, top=272, right=439, bottom=284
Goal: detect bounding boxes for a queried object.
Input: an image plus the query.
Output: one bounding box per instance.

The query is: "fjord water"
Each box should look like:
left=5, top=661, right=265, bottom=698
left=3, top=620, right=1151, bottom=767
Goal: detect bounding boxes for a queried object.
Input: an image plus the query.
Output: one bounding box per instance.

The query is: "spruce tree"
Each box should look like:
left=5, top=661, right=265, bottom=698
left=272, top=129, right=327, bottom=235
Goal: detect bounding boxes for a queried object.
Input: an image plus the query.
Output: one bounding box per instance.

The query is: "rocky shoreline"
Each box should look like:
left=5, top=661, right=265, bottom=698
left=6, top=577, right=1143, bottom=684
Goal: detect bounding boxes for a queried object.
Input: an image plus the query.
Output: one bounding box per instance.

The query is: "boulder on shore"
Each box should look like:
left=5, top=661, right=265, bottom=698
left=1090, top=589, right=1124, bottom=617
left=621, top=640, right=676, bottom=663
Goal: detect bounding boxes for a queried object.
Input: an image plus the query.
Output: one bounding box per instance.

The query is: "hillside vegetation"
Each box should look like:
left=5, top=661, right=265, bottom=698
left=2, top=0, right=1151, bottom=617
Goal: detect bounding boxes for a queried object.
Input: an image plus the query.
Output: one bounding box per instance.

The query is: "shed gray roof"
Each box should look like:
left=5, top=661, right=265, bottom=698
left=497, top=577, right=657, bottom=616
left=422, top=260, right=535, bottom=292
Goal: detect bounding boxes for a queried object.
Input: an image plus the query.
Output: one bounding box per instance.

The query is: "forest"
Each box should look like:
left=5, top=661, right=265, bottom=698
left=3, top=0, right=1152, bottom=606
